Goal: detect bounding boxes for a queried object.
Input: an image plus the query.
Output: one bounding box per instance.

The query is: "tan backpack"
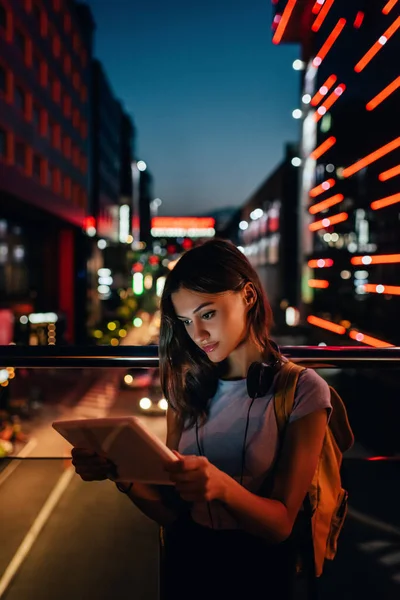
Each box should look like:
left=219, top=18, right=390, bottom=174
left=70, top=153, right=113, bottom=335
left=274, top=361, right=354, bottom=577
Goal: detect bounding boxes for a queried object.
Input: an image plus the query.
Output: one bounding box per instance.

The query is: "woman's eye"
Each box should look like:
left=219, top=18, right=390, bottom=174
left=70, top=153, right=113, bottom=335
left=183, top=319, right=191, bottom=327
left=202, top=311, right=215, bottom=320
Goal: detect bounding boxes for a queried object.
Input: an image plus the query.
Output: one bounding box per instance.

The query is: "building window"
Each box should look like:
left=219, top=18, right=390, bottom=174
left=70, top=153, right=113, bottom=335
left=0, top=127, right=6, bottom=158
left=64, top=13, right=71, bottom=33
left=51, top=122, right=61, bottom=149
left=33, top=154, right=41, bottom=179
left=52, top=32, right=60, bottom=57
left=73, top=71, right=79, bottom=90
left=49, top=74, right=61, bottom=102
left=72, top=109, right=79, bottom=128
left=80, top=85, right=87, bottom=103
left=63, top=54, right=71, bottom=75
left=73, top=33, right=80, bottom=52
left=15, top=141, right=26, bottom=169
left=0, top=4, right=6, bottom=31
left=63, top=136, right=71, bottom=158
left=15, top=29, right=27, bottom=57
left=63, top=176, right=71, bottom=200
left=0, top=65, right=5, bottom=94
left=63, top=94, right=71, bottom=117
left=80, top=120, right=87, bottom=139
left=32, top=102, right=40, bottom=128
left=80, top=48, right=87, bottom=68
left=53, top=168, right=61, bottom=193
left=14, top=86, right=26, bottom=114
left=32, top=52, right=41, bottom=79
left=53, top=0, right=61, bottom=11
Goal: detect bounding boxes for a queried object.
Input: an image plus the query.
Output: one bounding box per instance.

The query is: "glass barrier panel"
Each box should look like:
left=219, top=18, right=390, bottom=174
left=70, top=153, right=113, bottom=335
left=0, top=365, right=399, bottom=599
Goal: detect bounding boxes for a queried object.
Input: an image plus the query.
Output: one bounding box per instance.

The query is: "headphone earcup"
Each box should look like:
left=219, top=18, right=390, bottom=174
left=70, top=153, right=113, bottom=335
left=246, top=362, right=276, bottom=399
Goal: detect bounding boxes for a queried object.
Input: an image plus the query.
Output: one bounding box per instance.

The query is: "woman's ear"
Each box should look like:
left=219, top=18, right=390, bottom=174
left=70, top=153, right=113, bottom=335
left=243, top=282, right=257, bottom=309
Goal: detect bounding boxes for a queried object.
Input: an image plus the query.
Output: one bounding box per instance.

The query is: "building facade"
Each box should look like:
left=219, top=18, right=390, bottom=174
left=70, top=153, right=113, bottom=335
left=272, top=0, right=400, bottom=346
left=236, top=143, right=300, bottom=328
left=0, top=0, right=94, bottom=344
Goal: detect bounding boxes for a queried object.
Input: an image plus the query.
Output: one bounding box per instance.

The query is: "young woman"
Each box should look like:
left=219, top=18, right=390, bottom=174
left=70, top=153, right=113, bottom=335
left=72, top=238, right=331, bottom=599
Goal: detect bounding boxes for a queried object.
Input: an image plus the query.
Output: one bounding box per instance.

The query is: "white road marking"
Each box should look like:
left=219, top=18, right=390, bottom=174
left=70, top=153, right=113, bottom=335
left=0, top=466, right=75, bottom=598
left=0, top=438, right=38, bottom=488
left=358, top=540, right=393, bottom=552
left=379, top=552, right=400, bottom=567
left=348, top=507, right=400, bottom=537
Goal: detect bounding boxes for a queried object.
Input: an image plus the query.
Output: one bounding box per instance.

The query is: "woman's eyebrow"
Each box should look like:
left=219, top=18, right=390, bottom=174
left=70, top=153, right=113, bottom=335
left=176, top=301, right=214, bottom=319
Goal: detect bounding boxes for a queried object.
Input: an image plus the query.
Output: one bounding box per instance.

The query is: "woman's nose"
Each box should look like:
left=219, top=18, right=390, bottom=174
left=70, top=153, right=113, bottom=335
left=193, top=321, right=209, bottom=343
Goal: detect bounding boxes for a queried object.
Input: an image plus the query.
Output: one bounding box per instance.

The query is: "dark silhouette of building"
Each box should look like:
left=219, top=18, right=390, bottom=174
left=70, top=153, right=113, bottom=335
left=272, top=0, right=400, bottom=345
left=235, top=143, right=300, bottom=327
left=0, top=0, right=95, bottom=344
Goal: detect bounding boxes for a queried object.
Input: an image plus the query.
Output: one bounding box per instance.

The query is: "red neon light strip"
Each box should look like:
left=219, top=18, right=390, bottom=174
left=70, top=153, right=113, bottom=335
left=308, top=279, right=330, bottom=288
left=313, top=19, right=346, bottom=67
left=382, top=0, right=398, bottom=15
left=371, top=193, right=400, bottom=210
left=353, top=11, right=364, bottom=29
left=310, top=136, right=336, bottom=160
left=308, top=258, right=334, bottom=268
left=312, top=0, right=334, bottom=32
left=354, top=16, right=400, bottom=72
left=312, top=0, right=324, bottom=14
left=272, top=0, right=298, bottom=45
left=379, top=164, right=400, bottom=181
left=310, top=75, right=337, bottom=106
left=307, top=315, right=346, bottom=335
left=309, top=178, right=336, bottom=197
left=349, top=330, right=394, bottom=348
left=309, top=212, right=348, bottom=231
left=309, top=193, right=344, bottom=214
left=342, top=137, right=400, bottom=178
left=366, top=76, right=400, bottom=111
left=314, top=84, right=346, bottom=121
left=362, top=284, right=400, bottom=295
left=351, top=253, right=400, bottom=265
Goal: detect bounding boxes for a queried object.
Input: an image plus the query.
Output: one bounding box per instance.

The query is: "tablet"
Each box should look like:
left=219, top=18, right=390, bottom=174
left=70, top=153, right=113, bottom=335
left=52, top=416, right=179, bottom=485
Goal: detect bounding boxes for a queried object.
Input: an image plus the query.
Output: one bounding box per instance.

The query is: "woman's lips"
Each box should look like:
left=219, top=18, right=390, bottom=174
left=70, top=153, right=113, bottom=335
left=202, top=342, right=219, bottom=353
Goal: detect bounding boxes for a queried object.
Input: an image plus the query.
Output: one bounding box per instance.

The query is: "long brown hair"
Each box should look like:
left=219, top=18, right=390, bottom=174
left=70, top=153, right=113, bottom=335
left=159, top=238, right=280, bottom=428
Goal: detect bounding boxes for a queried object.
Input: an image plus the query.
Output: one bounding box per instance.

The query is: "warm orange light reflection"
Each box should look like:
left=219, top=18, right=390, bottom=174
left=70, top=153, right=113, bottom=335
left=310, top=136, right=336, bottom=160
left=342, top=137, right=400, bottom=178
left=308, top=258, right=334, bottom=268
left=379, top=164, right=400, bottom=181
left=349, top=330, right=394, bottom=348
left=354, top=16, right=400, bottom=73
left=313, top=19, right=346, bottom=67
left=309, top=178, right=336, bottom=197
left=351, top=254, right=400, bottom=265
left=314, top=84, right=346, bottom=122
left=362, top=284, right=400, bottom=295
left=310, top=75, right=337, bottom=106
left=312, top=0, right=334, bottom=32
left=312, top=0, right=324, bottom=14
left=371, top=193, right=400, bottom=210
left=309, top=212, right=348, bottom=231
left=366, top=76, right=400, bottom=111
left=382, top=0, right=398, bottom=15
left=272, top=0, right=298, bottom=44
left=353, top=11, right=364, bottom=28
left=307, top=315, right=346, bottom=335
left=309, top=193, right=344, bottom=214
left=308, top=279, right=330, bottom=289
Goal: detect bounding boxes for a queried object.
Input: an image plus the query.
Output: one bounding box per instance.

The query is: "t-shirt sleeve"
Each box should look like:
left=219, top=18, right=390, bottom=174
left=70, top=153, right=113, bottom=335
left=288, top=368, right=332, bottom=424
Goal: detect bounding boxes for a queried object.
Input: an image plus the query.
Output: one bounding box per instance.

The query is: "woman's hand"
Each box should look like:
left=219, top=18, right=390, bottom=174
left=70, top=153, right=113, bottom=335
left=165, top=451, right=229, bottom=503
left=71, top=447, right=117, bottom=482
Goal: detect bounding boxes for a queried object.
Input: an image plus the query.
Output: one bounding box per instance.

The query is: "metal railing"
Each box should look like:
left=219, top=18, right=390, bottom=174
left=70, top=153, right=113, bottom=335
left=0, top=345, right=400, bottom=368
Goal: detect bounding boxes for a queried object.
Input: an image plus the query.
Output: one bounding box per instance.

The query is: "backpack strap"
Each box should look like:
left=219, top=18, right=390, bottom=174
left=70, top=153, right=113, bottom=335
left=274, top=361, right=306, bottom=436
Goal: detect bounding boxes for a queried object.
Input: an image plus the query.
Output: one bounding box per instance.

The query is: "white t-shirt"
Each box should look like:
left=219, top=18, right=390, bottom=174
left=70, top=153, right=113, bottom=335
left=178, top=367, right=332, bottom=529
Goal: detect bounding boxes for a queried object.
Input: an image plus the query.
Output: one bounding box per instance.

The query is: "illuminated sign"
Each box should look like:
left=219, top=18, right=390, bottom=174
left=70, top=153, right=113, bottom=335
left=151, top=217, right=216, bottom=238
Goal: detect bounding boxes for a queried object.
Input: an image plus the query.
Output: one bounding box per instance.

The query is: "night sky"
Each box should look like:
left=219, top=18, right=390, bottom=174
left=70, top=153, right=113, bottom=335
left=84, top=0, right=301, bottom=216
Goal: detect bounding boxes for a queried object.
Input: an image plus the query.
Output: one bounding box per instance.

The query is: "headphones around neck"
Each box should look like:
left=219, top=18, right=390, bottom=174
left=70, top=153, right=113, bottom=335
left=196, top=345, right=282, bottom=529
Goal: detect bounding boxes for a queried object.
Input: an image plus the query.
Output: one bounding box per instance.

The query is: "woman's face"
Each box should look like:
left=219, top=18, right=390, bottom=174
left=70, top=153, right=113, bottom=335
left=171, top=287, right=250, bottom=363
